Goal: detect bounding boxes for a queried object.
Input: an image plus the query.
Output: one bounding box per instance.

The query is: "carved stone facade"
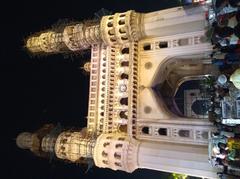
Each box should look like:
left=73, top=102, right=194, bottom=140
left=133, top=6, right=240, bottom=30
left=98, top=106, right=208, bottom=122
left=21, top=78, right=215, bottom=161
left=19, top=4, right=219, bottom=179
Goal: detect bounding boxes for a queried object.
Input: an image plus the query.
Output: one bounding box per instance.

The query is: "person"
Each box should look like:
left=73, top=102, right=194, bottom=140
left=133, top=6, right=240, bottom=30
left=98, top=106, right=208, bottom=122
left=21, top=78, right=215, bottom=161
left=212, top=52, right=240, bottom=73
left=213, top=23, right=235, bottom=38
left=219, top=142, right=229, bottom=150
left=216, top=152, right=227, bottom=160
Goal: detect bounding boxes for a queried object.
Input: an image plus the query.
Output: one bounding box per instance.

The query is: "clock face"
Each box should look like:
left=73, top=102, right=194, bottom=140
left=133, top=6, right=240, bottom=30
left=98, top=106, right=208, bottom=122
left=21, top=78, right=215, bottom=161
left=119, top=84, right=127, bottom=92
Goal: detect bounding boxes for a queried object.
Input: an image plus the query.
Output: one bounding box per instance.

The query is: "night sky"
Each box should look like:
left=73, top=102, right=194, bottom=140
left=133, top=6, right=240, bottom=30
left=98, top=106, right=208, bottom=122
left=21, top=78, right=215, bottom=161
left=2, top=0, right=199, bottom=178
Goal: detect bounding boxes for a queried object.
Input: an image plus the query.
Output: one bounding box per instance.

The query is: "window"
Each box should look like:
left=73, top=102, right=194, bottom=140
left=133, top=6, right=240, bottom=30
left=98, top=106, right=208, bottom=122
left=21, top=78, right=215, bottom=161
left=143, top=43, right=151, bottom=51
left=158, top=128, right=167, bottom=136
left=115, top=162, right=122, bottom=167
left=120, top=98, right=128, bottom=105
left=103, top=160, right=108, bottom=165
left=119, top=111, right=128, bottom=119
left=107, top=22, right=113, bottom=27
left=118, top=137, right=125, bottom=141
left=115, top=144, right=123, bottom=149
left=110, top=37, right=116, bottom=42
left=121, top=48, right=129, bottom=54
left=120, top=73, right=128, bottom=79
left=178, top=38, right=189, bottom=46
left=159, top=41, right=168, bottom=48
left=114, top=152, right=121, bottom=159
left=121, top=36, right=128, bottom=41
left=103, top=142, right=110, bottom=147
left=118, top=19, right=125, bottom=25
left=119, top=28, right=126, bottom=34
left=178, top=130, right=190, bottom=138
left=108, top=29, right=114, bottom=36
left=121, top=61, right=129, bottom=67
left=142, top=126, right=149, bottom=134
left=92, top=76, right=97, bottom=80
left=102, top=151, right=108, bottom=157
left=119, top=125, right=127, bottom=133
left=201, top=131, right=209, bottom=139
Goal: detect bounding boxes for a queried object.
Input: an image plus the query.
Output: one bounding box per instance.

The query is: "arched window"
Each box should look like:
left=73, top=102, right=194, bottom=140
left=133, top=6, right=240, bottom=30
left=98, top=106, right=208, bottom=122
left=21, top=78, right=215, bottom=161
left=158, top=128, right=167, bottom=136
left=159, top=41, right=168, bottom=48
left=120, top=73, right=128, bottom=80
left=103, top=160, right=108, bottom=165
left=121, top=48, right=129, bottom=54
left=119, top=125, right=127, bottom=133
left=201, top=131, right=209, bottom=139
left=118, top=19, right=125, bottom=25
left=114, top=152, right=121, bottom=159
left=115, top=144, right=123, bottom=148
left=120, top=98, right=128, bottom=105
left=143, top=43, right=151, bottom=51
left=119, top=111, right=128, bottom=119
left=118, top=137, right=125, bottom=141
left=115, top=162, right=122, bottom=167
left=102, top=151, right=108, bottom=157
left=178, top=130, right=190, bottom=138
left=121, top=61, right=129, bottom=67
left=103, top=142, right=110, bottom=147
left=107, top=22, right=113, bottom=27
left=142, top=126, right=149, bottom=134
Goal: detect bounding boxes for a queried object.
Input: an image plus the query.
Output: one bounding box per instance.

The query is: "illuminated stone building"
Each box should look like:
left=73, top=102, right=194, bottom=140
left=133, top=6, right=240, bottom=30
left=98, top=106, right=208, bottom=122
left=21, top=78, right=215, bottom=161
left=17, top=4, right=220, bottom=179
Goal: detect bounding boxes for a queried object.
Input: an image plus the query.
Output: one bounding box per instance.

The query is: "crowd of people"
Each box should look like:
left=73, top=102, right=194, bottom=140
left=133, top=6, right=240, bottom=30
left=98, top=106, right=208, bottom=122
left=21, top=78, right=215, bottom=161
left=205, top=0, right=240, bottom=178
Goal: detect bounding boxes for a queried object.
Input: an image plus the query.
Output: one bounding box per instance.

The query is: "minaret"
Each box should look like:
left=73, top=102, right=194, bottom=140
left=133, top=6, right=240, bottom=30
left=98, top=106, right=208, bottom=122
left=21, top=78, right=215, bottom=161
left=17, top=126, right=96, bottom=164
left=54, top=128, right=96, bottom=163
left=16, top=124, right=58, bottom=157
left=26, top=22, right=101, bottom=54
left=19, top=3, right=225, bottom=178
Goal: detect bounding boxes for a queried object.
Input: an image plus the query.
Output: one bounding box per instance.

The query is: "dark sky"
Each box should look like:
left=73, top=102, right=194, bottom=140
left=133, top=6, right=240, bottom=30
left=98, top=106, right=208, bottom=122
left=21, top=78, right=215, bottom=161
left=1, top=0, right=199, bottom=178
